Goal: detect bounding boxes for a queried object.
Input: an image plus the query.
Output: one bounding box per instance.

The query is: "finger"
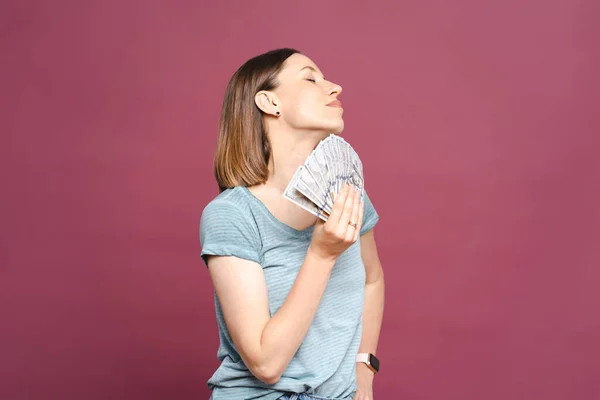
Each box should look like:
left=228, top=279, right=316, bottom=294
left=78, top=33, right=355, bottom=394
left=338, top=183, right=356, bottom=227
left=346, top=186, right=361, bottom=240
left=327, top=183, right=351, bottom=225
left=353, top=194, right=365, bottom=241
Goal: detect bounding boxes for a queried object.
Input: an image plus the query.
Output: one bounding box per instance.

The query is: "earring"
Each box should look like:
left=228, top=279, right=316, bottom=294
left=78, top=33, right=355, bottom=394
left=275, top=111, right=280, bottom=117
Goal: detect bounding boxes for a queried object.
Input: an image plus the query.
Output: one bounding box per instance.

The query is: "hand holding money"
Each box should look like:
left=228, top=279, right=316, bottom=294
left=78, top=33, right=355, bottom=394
left=283, top=134, right=364, bottom=221
left=308, top=183, right=365, bottom=262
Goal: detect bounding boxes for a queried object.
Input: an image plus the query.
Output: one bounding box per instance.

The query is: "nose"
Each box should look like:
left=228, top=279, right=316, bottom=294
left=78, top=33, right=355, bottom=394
left=327, top=81, right=342, bottom=97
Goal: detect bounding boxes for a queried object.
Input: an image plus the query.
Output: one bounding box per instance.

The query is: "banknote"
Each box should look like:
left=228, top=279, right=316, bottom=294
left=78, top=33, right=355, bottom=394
left=283, top=166, right=329, bottom=221
left=297, top=166, right=332, bottom=213
left=283, top=134, right=364, bottom=221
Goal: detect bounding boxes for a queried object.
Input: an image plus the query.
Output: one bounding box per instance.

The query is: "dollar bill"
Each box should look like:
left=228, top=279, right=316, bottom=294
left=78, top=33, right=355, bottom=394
left=297, top=166, right=332, bottom=213
left=283, top=134, right=364, bottom=219
left=283, top=166, right=329, bottom=221
left=304, top=152, right=334, bottom=210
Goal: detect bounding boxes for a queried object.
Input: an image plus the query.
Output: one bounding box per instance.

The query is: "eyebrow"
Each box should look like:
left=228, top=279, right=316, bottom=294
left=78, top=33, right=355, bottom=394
left=300, top=66, right=325, bottom=80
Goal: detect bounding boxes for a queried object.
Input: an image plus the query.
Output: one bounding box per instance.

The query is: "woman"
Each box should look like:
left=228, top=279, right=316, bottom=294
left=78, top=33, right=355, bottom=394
left=200, top=48, right=385, bottom=400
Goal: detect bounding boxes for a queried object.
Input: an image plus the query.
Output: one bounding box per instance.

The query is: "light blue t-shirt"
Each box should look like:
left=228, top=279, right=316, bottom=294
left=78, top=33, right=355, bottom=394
left=199, top=186, right=379, bottom=400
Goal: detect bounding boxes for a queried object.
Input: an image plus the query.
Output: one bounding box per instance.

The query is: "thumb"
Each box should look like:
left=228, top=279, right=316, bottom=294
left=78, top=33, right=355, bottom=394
left=315, top=216, right=327, bottom=228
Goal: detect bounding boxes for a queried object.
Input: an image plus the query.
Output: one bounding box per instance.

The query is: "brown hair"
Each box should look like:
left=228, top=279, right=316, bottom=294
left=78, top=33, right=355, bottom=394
left=213, top=48, right=300, bottom=193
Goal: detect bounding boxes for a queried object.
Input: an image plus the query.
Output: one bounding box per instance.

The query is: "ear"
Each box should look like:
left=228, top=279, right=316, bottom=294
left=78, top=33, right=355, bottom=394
left=255, top=90, right=280, bottom=117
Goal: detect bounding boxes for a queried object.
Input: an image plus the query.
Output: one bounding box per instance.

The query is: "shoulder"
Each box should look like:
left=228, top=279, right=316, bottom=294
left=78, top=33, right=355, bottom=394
left=199, top=187, right=262, bottom=266
left=200, top=187, right=256, bottom=231
left=200, top=186, right=258, bottom=240
left=201, top=187, right=250, bottom=222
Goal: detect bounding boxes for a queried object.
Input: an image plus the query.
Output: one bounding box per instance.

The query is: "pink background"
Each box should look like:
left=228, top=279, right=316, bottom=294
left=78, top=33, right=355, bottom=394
left=1, top=1, right=599, bottom=399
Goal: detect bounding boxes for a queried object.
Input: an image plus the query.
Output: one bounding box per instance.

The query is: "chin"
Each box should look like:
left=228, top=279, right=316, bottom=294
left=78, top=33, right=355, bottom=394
left=325, top=118, right=344, bottom=135
left=304, top=118, right=344, bottom=136
left=331, top=122, right=344, bottom=135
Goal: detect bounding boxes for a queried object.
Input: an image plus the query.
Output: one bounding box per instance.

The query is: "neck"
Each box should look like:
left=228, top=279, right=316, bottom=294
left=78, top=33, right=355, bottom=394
left=264, top=128, right=330, bottom=193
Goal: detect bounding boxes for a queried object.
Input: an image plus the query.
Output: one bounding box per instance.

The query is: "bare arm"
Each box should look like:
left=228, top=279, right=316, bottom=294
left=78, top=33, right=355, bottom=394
left=207, top=249, right=335, bottom=384
left=358, top=228, right=385, bottom=356
left=354, top=228, right=385, bottom=400
left=207, top=184, right=364, bottom=384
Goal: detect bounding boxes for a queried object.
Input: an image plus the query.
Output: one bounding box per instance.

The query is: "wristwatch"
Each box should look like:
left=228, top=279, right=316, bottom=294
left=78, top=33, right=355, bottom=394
left=356, top=353, right=379, bottom=374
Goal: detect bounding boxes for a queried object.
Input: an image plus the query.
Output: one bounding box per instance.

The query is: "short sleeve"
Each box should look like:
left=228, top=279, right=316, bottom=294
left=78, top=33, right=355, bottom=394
left=361, top=189, right=380, bottom=235
left=199, top=200, right=262, bottom=267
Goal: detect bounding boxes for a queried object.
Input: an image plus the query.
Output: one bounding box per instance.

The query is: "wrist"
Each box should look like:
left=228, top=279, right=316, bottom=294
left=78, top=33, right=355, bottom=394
left=356, top=352, right=379, bottom=375
left=356, top=362, right=376, bottom=378
left=306, top=245, right=337, bottom=266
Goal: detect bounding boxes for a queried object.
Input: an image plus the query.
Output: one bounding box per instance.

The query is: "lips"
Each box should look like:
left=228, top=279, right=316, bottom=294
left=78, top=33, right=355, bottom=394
left=326, top=100, right=343, bottom=108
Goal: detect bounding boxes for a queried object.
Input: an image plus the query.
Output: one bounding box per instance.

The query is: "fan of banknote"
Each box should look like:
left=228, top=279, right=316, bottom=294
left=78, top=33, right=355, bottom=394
left=283, top=134, right=364, bottom=221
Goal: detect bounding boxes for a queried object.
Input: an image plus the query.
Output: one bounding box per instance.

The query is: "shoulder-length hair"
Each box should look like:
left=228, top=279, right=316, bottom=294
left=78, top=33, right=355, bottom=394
left=214, top=48, right=300, bottom=193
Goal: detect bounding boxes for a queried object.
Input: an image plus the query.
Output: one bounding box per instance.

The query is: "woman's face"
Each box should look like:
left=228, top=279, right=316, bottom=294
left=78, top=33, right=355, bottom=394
left=274, top=53, right=344, bottom=134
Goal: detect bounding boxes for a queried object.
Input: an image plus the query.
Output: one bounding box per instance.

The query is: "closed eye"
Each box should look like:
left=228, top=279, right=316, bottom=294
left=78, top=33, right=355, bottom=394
left=305, top=78, right=317, bottom=83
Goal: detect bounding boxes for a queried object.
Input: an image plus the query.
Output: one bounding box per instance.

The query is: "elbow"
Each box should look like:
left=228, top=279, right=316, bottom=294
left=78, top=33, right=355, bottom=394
left=248, top=360, right=283, bottom=385
left=239, top=342, right=285, bottom=384
left=258, top=372, right=282, bottom=385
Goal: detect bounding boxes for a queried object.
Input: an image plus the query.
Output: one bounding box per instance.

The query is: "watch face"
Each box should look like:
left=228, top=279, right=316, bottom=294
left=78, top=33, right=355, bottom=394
left=369, top=354, right=380, bottom=372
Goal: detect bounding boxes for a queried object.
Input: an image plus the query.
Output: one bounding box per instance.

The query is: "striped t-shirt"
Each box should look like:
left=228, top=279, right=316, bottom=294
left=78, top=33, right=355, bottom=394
left=199, top=186, right=379, bottom=400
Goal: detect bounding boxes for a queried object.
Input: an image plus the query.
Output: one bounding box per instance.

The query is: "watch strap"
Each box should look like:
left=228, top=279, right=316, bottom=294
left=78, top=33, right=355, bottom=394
left=356, top=352, right=379, bottom=374
left=356, top=353, right=370, bottom=364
